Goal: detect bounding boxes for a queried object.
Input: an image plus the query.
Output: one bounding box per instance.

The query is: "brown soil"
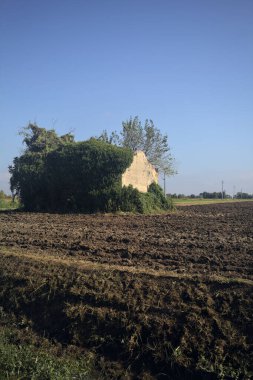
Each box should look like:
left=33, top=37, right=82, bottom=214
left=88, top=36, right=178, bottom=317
left=0, top=202, right=253, bottom=379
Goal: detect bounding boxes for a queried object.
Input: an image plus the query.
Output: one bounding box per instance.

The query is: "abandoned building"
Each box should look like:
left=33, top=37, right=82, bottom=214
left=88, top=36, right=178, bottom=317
left=122, top=151, right=158, bottom=193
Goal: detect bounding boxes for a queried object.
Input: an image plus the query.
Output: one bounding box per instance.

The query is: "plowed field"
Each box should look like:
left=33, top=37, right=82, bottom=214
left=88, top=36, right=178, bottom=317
left=0, top=202, right=253, bottom=379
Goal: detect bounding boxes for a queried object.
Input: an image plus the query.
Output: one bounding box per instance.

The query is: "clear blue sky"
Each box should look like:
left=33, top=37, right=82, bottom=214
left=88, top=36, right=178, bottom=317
left=1, top=0, right=252, bottom=195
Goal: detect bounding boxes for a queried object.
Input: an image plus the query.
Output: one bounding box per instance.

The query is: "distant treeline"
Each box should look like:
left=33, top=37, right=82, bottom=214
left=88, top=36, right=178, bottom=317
left=9, top=124, right=172, bottom=213
left=168, top=192, right=253, bottom=199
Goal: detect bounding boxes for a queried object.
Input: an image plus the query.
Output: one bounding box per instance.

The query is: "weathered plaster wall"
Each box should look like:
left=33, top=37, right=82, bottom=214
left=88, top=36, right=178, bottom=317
left=122, top=151, right=158, bottom=192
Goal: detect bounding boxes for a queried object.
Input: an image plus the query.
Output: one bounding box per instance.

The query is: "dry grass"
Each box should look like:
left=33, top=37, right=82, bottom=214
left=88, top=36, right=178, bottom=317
left=2, top=246, right=253, bottom=286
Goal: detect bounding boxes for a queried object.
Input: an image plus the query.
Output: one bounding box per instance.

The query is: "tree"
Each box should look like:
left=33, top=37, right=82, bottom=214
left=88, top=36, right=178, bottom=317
left=9, top=124, right=76, bottom=206
left=98, top=116, right=176, bottom=176
left=19, top=123, right=75, bottom=153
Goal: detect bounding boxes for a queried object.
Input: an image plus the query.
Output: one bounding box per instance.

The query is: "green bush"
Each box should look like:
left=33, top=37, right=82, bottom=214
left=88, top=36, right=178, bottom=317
left=10, top=138, right=133, bottom=212
left=118, top=183, right=174, bottom=214
left=119, top=185, right=143, bottom=213
left=141, top=183, right=174, bottom=213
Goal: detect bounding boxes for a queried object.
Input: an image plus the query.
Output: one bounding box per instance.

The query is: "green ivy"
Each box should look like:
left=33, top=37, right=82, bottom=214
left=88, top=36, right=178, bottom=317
left=10, top=137, right=133, bottom=212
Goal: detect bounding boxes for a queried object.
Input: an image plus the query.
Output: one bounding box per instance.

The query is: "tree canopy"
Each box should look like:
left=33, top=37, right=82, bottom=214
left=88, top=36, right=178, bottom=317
left=19, top=123, right=75, bottom=153
left=98, top=116, right=176, bottom=176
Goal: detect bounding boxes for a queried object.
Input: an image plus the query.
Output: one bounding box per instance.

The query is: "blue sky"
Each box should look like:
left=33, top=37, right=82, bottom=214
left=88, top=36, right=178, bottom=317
left=1, top=0, right=252, bottom=195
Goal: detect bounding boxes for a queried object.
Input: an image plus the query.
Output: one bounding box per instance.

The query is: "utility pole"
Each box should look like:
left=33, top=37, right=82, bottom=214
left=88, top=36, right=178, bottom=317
left=233, top=185, right=236, bottom=199
left=221, top=180, right=224, bottom=199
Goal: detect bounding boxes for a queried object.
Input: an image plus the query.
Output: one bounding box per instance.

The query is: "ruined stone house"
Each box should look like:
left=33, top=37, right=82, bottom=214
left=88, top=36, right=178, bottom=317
left=122, top=151, right=158, bottom=193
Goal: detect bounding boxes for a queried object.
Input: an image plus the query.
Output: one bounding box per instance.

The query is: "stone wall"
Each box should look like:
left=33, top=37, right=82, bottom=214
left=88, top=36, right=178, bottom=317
left=122, top=151, right=158, bottom=193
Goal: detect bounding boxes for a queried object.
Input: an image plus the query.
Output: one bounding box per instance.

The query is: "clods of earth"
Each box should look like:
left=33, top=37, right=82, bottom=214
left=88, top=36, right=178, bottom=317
left=0, top=202, right=252, bottom=379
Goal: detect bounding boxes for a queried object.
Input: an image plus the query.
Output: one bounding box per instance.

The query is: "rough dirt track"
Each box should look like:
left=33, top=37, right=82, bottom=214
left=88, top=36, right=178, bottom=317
left=0, top=202, right=253, bottom=379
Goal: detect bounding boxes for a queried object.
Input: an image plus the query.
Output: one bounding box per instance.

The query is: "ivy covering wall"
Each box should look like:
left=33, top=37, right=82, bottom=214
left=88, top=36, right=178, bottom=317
left=9, top=124, right=172, bottom=213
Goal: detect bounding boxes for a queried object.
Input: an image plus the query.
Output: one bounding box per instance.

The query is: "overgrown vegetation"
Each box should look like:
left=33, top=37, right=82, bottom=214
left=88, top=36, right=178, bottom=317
left=0, top=190, right=20, bottom=210
left=9, top=124, right=133, bottom=212
left=0, top=309, right=96, bottom=379
left=118, top=183, right=174, bottom=213
left=140, top=182, right=174, bottom=213
left=9, top=124, right=174, bottom=213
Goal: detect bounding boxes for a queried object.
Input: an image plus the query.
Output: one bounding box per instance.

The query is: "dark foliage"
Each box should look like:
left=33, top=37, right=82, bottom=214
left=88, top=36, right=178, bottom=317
left=9, top=124, right=173, bottom=213
left=9, top=125, right=133, bottom=212
left=118, top=183, right=173, bottom=213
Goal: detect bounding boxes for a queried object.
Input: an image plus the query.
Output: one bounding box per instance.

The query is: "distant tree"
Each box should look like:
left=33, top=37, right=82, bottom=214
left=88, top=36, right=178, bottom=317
left=169, top=193, right=178, bottom=198
left=98, top=130, right=121, bottom=146
left=235, top=192, right=253, bottom=199
left=0, top=190, right=6, bottom=199
left=200, top=191, right=226, bottom=199
left=98, top=116, right=176, bottom=176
